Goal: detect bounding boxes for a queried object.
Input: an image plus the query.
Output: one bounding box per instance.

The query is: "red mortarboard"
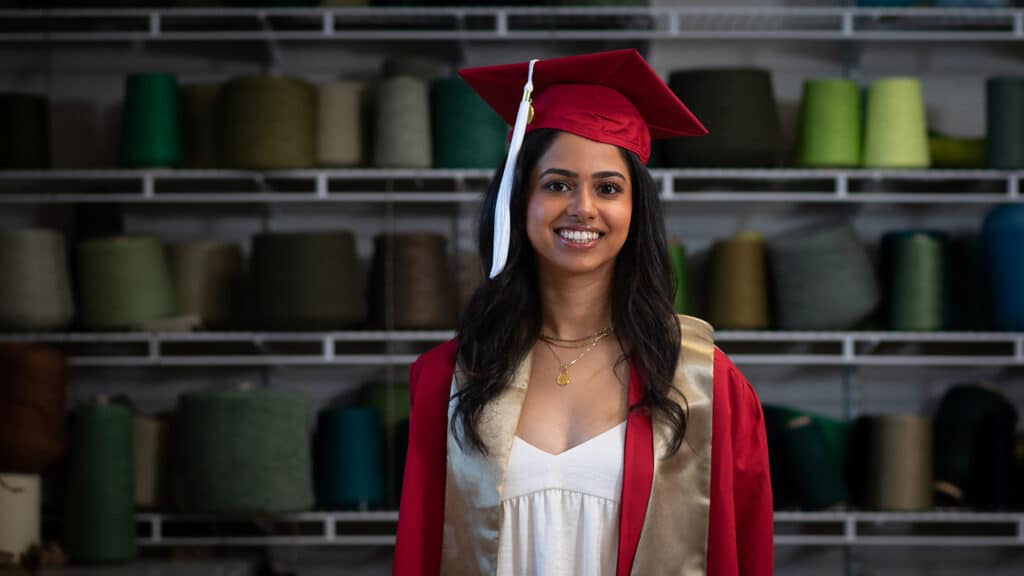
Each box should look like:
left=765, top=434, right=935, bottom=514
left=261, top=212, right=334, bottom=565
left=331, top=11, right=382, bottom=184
left=458, top=49, right=706, bottom=279
left=458, top=48, right=707, bottom=165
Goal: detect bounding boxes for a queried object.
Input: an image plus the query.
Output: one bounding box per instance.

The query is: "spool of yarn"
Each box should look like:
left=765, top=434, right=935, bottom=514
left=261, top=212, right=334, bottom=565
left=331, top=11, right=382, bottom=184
left=0, top=93, right=50, bottom=170
left=78, top=236, right=174, bottom=330
left=782, top=414, right=848, bottom=511
left=770, top=223, right=880, bottom=330
left=120, top=73, right=182, bottom=168
left=370, top=233, right=456, bottom=329
left=168, top=241, right=244, bottom=329
left=250, top=231, right=366, bottom=330
left=316, top=81, right=366, bottom=167
left=929, top=134, right=985, bottom=169
left=933, top=383, right=1018, bottom=509
left=0, top=344, right=66, bottom=473
left=669, top=241, right=690, bottom=315
left=986, top=77, right=1024, bottom=169
left=133, top=414, right=168, bottom=510
left=359, top=382, right=410, bottom=506
left=947, top=235, right=991, bottom=330
left=380, top=57, right=442, bottom=81
left=315, top=407, right=384, bottom=510
left=433, top=76, right=506, bottom=169
left=373, top=76, right=432, bottom=169
left=65, top=401, right=136, bottom=564
left=179, top=83, right=220, bottom=169
left=983, top=205, right=1024, bottom=330
left=797, top=79, right=861, bottom=167
left=861, top=415, right=933, bottom=512
left=666, top=68, right=782, bottom=167
left=0, top=474, right=40, bottom=559
left=174, top=386, right=313, bottom=514
left=218, top=76, right=316, bottom=170
left=709, top=232, right=769, bottom=330
left=0, top=228, right=74, bottom=331
left=881, top=231, right=948, bottom=331
left=762, top=405, right=800, bottom=510
left=862, top=78, right=930, bottom=168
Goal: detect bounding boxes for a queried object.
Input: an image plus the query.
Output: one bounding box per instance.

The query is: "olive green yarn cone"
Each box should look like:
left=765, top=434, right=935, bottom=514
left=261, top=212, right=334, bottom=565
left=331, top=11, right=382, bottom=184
left=120, top=73, right=182, bottom=168
left=433, top=77, right=506, bottom=169
left=218, top=76, right=316, bottom=170
left=0, top=93, right=50, bottom=170
left=863, top=78, right=930, bottom=168
left=797, top=79, right=861, bottom=167
left=77, top=236, right=174, bottom=330
left=65, top=402, right=136, bottom=564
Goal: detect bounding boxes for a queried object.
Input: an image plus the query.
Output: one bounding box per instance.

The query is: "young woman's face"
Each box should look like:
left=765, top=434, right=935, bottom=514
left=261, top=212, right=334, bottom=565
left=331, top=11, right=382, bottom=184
left=525, top=131, right=633, bottom=278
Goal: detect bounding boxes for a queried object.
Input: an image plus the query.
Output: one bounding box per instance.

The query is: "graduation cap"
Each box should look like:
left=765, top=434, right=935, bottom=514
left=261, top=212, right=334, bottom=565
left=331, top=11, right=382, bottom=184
left=459, top=49, right=707, bottom=279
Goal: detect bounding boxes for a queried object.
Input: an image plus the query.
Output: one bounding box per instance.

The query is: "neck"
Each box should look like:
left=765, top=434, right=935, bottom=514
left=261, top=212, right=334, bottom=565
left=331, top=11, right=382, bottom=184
left=537, top=264, right=614, bottom=340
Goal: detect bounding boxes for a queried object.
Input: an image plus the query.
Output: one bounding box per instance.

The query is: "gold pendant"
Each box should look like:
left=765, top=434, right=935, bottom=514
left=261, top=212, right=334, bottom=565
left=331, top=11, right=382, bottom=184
left=556, top=367, right=570, bottom=387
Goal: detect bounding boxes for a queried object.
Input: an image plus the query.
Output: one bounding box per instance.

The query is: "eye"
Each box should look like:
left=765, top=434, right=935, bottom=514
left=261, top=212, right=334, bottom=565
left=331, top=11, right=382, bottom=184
left=544, top=181, right=571, bottom=193
left=598, top=182, right=622, bottom=195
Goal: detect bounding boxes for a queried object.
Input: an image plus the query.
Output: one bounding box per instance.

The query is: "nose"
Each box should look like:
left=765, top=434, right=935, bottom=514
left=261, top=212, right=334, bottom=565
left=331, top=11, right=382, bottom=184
left=567, top=188, right=596, bottom=221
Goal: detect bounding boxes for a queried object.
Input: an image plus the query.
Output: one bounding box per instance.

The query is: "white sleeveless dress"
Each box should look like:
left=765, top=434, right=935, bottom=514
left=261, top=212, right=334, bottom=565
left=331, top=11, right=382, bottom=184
left=496, top=420, right=627, bottom=576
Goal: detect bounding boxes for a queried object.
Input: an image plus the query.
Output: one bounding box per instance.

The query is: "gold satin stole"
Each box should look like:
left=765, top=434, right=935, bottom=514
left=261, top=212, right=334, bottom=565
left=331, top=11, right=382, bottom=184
left=441, top=314, right=715, bottom=575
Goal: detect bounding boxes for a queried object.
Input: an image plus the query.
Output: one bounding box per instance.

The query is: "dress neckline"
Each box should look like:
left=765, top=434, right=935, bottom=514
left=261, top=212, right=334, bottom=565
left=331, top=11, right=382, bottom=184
left=513, top=419, right=627, bottom=458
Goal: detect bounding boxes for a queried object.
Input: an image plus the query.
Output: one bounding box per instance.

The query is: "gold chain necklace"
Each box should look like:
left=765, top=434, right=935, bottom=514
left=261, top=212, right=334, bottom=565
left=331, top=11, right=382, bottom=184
left=538, top=326, right=612, bottom=348
left=542, top=330, right=610, bottom=386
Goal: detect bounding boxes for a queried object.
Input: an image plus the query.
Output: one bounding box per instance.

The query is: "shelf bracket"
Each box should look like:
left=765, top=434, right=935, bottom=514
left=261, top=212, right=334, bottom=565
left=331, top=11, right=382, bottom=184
left=1009, top=174, right=1019, bottom=199
left=142, top=172, right=155, bottom=199
left=836, top=173, right=849, bottom=199
left=322, top=11, right=335, bottom=37
left=148, top=12, right=161, bottom=38
left=1015, top=12, right=1023, bottom=39
left=496, top=11, right=508, bottom=37
left=661, top=172, right=673, bottom=200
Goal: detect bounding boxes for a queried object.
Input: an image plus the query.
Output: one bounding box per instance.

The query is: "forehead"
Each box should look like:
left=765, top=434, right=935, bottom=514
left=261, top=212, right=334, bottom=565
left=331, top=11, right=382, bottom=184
left=534, top=131, right=629, bottom=175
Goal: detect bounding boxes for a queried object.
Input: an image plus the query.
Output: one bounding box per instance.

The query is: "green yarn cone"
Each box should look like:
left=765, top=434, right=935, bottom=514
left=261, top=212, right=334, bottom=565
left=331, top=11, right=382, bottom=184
left=669, top=242, right=690, bottom=315
left=797, top=79, right=861, bottom=167
left=120, top=73, right=182, bottom=168
left=882, top=231, right=948, bottom=331
left=65, top=402, right=136, bottom=564
left=863, top=78, right=930, bottom=168
left=173, top=387, right=314, bottom=514
left=77, top=236, right=174, bottom=330
left=433, top=77, right=507, bottom=169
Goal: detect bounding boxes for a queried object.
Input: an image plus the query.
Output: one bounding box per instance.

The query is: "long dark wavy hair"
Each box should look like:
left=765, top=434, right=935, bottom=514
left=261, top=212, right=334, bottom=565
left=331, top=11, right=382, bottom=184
left=453, top=128, right=686, bottom=457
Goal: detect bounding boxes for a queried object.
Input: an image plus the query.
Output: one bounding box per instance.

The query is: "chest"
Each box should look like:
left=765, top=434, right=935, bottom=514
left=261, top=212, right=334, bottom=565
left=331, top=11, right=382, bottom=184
left=514, top=341, right=630, bottom=455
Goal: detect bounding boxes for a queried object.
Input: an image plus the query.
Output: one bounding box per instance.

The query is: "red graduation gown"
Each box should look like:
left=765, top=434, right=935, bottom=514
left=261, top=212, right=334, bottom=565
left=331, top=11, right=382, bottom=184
left=393, top=339, right=773, bottom=575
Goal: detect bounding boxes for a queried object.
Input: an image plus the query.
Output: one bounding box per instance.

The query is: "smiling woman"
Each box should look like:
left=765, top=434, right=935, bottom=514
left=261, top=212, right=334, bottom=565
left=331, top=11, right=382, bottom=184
left=394, top=49, right=774, bottom=576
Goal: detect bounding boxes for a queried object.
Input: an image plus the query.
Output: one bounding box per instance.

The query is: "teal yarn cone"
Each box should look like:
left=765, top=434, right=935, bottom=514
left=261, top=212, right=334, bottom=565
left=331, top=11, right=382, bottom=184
left=0, top=93, right=50, bottom=170
left=983, top=205, right=1024, bottom=330
left=881, top=231, right=948, bottom=331
left=65, top=401, right=136, bottom=564
left=173, top=386, right=313, bottom=514
left=77, top=236, right=174, bottom=330
left=797, top=79, right=861, bottom=167
left=433, top=76, right=506, bottom=169
left=986, top=77, right=1024, bottom=169
left=119, top=73, right=182, bottom=168
left=315, top=407, right=384, bottom=510
left=863, top=78, right=930, bottom=168
left=669, top=241, right=690, bottom=315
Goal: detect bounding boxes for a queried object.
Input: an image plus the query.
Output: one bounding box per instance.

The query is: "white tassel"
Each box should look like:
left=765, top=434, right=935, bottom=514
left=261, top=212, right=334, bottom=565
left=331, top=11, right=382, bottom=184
left=489, top=59, right=539, bottom=279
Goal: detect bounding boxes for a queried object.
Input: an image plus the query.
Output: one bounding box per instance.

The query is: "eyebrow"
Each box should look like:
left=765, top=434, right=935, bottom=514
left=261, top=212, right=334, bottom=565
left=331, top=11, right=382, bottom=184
left=538, top=168, right=627, bottom=180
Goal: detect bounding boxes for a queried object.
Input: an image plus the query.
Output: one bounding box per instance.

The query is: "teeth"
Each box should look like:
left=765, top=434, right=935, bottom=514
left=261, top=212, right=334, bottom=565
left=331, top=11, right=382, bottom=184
left=559, top=229, right=599, bottom=243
